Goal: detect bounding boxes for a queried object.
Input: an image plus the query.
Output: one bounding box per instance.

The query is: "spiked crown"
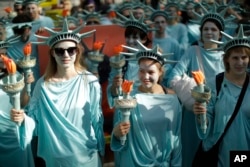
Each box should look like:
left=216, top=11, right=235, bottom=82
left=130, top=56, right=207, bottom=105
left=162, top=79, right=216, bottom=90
left=120, top=40, right=176, bottom=66
left=115, top=11, right=156, bottom=34
left=80, top=11, right=102, bottom=23
left=14, top=0, right=23, bottom=4
left=0, top=36, right=20, bottom=49
left=150, top=9, right=169, bottom=21
left=191, top=3, right=235, bottom=30
left=33, top=17, right=95, bottom=47
left=209, top=25, right=250, bottom=52
left=115, top=1, right=133, bottom=14
left=12, top=22, right=33, bottom=29
left=165, top=0, right=181, bottom=10
left=0, top=17, right=10, bottom=26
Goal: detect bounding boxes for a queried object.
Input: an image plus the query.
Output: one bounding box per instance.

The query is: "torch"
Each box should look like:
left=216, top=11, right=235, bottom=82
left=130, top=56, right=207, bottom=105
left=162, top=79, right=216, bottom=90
left=0, top=55, right=25, bottom=126
left=4, top=7, right=16, bottom=19
left=16, top=43, right=36, bottom=96
left=87, top=41, right=105, bottom=78
left=191, top=70, right=211, bottom=134
left=109, top=45, right=125, bottom=97
left=114, top=80, right=137, bottom=145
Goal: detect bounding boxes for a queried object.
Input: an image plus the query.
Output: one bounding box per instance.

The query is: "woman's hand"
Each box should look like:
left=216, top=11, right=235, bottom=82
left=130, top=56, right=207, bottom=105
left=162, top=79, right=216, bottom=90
left=110, top=74, right=123, bottom=97
left=10, top=109, right=25, bottom=124
left=24, top=72, right=35, bottom=84
left=112, top=74, right=123, bottom=87
left=193, top=101, right=207, bottom=115
left=113, top=122, right=131, bottom=139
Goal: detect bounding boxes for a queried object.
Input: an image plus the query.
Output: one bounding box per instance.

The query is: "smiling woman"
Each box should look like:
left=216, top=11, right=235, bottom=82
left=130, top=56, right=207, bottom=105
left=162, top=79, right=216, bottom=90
left=110, top=40, right=182, bottom=167
left=53, top=46, right=77, bottom=57
left=166, top=3, right=230, bottom=167
left=193, top=25, right=250, bottom=167
left=10, top=15, right=105, bottom=167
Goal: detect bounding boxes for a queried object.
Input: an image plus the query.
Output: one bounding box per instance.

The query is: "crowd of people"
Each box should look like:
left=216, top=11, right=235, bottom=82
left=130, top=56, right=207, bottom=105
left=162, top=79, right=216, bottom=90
left=0, top=0, right=250, bottom=167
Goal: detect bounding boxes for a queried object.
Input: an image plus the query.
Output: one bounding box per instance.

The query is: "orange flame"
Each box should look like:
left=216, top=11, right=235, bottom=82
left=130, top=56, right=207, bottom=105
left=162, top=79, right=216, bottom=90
left=4, top=7, right=12, bottom=13
left=192, top=70, right=205, bottom=85
left=93, top=41, right=103, bottom=51
left=122, top=80, right=134, bottom=94
left=62, top=9, right=69, bottom=17
left=23, top=43, right=32, bottom=56
left=108, top=11, right=116, bottom=18
left=113, top=45, right=123, bottom=55
left=1, top=56, right=16, bottom=74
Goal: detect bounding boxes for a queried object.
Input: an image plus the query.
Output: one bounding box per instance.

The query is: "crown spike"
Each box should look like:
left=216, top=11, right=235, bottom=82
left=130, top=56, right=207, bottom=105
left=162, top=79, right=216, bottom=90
left=152, top=45, right=159, bottom=53
left=122, top=45, right=139, bottom=52
left=72, top=24, right=85, bottom=34
left=34, top=34, right=49, bottom=40
left=62, top=17, right=69, bottom=32
left=138, top=15, right=145, bottom=23
left=210, top=39, right=225, bottom=45
left=237, top=24, right=245, bottom=38
left=79, top=29, right=96, bottom=39
left=119, top=52, right=136, bottom=57
left=219, top=7, right=228, bottom=17
left=33, top=16, right=95, bottom=47
left=0, top=36, right=20, bottom=49
left=43, top=27, right=58, bottom=35
left=220, top=31, right=233, bottom=40
left=209, top=24, right=250, bottom=52
left=136, top=40, right=149, bottom=50
left=116, top=12, right=129, bottom=21
left=198, top=2, right=208, bottom=14
left=121, top=40, right=177, bottom=66
left=130, top=11, right=136, bottom=20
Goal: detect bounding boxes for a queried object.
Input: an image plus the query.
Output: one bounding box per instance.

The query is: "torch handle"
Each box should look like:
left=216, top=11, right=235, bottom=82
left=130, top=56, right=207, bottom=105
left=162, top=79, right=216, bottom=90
left=25, top=69, right=32, bottom=96
left=195, top=84, right=207, bottom=134
left=198, top=102, right=207, bottom=134
left=120, top=108, right=131, bottom=145
left=12, top=92, right=22, bottom=126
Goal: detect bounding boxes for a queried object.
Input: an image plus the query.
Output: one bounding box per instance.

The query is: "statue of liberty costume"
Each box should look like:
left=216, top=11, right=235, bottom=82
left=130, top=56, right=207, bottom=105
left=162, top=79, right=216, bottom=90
left=0, top=89, right=35, bottom=167
left=26, top=72, right=104, bottom=167
left=111, top=41, right=182, bottom=167
left=7, top=22, right=41, bottom=89
left=107, top=12, right=156, bottom=107
left=197, top=25, right=250, bottom=167
left=16, top=16, right=105, bottom=167
left=0, top=37, right=35, bottom=167
left=111, top=92, right=182, bottom=167
left=166, top=4, right=233, bottom=167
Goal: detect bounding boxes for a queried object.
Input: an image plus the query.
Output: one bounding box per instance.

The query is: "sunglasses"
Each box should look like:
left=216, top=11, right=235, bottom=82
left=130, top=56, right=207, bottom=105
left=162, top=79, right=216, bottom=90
left=54, top=47, right=77, bottom=57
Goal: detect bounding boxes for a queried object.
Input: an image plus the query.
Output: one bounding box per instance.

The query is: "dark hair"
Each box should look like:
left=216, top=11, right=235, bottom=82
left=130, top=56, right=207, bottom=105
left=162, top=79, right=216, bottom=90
left=122, top=25, right=152, bottom=79
left=200, top=18, right=223, bottom=32
left=125, top=26, right=151, bottom=47
left=12, top=14, right=32, bottom=34
left=12, top=13, right=32, bottom=24
left=199, top=18, right=223, bottom=41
